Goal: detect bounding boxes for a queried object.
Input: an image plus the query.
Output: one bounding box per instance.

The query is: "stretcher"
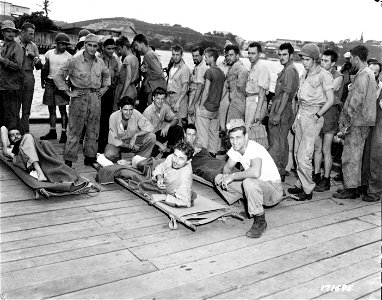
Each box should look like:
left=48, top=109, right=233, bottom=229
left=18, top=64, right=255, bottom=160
left=0, top=154, right=100, bottom=199
left=115, top=177, right=244, bottom=231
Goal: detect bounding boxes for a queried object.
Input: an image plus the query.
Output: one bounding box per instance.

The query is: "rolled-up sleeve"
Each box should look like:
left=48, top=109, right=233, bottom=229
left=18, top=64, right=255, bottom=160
left=321, top=72, right=334, bottom=91
left=258, top=66, right=270, bottom=90
left=137, top=114, right=154, bottom=132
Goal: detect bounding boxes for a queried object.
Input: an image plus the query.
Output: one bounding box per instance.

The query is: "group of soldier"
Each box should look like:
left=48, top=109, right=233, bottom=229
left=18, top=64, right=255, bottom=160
left=1, top=19, right=381, bottom=210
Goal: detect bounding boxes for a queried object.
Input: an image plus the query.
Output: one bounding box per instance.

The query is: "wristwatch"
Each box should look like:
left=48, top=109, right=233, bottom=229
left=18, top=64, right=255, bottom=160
left=315, top=113, right=321, bottom=119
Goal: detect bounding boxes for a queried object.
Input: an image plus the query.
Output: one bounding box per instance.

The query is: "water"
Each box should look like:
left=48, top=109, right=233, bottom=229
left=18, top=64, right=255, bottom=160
left=31, top=50, right=304, bottom=119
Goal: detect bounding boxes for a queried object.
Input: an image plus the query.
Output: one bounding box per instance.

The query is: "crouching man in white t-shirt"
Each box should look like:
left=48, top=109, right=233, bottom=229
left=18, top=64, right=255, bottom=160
left=215, top=119, right=283, bottom=238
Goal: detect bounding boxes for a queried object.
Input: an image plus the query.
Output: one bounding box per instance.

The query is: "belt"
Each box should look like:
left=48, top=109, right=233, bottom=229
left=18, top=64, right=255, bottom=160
left=167, top=91, right=177, bottom=94
left=74, top=87, right=99, bottom=93
left=246, top=92, right=259, bottom=97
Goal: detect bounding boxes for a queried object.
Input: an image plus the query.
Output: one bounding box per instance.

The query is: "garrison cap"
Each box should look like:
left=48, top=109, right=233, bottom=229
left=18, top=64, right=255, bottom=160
left=84, top=33, right=99, bottom=44
left=226, top=119, right=246, bottom=131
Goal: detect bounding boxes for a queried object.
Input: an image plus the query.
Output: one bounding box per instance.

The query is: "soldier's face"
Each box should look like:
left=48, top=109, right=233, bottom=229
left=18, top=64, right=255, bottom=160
left=56, top=43, right=67, bottom=53
left=229, top=129, right=247, bottom=152
left=103, top=45, right=115, bottom=57
left=369, top=64, right=381, bottom=80
left=321, top=55, right=334, bottom=71
left=278, top=49, right=291, bottom=66
left=8, top=129, right=21, bottom=144
left=121, top=104, right=134, bottom=120
left=153, top=94, right=165, bottom=109
left=192, top=51, right=203, bottom=65
left=172, top=149, right=189, bottom=169
left=22, top=28, right=35, bottom=43
left=185, top=128, right=197, bottom=145
left=226, top=50, right=239, bottom=66
left=301, top=56, right=315, bottom=71
left=248, top=46, right=260, bottom=64
left=2, top=29, right=16, bottom=41
left=172, top=50, right=182, bottom=64
left=85, top=41, right=98, bottom=56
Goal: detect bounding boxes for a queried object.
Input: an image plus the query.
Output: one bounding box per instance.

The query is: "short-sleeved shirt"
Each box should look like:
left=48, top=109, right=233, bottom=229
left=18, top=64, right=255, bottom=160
left=44, top=49, right=72, bottom=79
left=226, top=60, right=248, bottom=102
left=330, top=68, right=344, bottom=105
left=274, top=61, right=299, bottom=102
left=203, top=66, right=225, bottom=112
left=298, top=65, right=333, bottom=107
left=143, top=103, right=176, bottom=132
left=245, top=60, right=270, bottom=94
left=189, top=60, right=208, bottom=93
left=108, top=109, right=154, bottom=146
left=227, top=140, right=280, bottom=182
left=54, top=52, right=111, bottom=90
left=98, top=52, right=121, bottom=87
left=167, top=61, right=191, bottom=94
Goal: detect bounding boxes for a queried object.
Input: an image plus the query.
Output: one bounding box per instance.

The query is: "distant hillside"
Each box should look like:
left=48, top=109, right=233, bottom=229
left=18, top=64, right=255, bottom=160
left=56, top=17, right=237, bottom=53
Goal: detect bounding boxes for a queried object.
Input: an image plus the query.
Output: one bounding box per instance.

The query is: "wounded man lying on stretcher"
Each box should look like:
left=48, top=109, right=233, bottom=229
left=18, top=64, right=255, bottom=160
left=150, top=140, right=194, bottom=208
left=1, top=126, right=85, bottom=185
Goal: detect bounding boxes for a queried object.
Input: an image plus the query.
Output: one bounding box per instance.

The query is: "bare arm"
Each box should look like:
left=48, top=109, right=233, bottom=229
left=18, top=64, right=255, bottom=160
left=189, top=82, right=204, bottom=107
left=0, top=126, right=14, bottom=158
left=254, top=87, right=267, bottom=123
left=120, top=61, right=132, bottom=99
left=199, top=79, right=211, bottom=108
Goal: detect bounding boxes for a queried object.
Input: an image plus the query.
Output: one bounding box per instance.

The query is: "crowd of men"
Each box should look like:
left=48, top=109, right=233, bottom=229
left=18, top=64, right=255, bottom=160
left=1, top=19, right=381, bottom=238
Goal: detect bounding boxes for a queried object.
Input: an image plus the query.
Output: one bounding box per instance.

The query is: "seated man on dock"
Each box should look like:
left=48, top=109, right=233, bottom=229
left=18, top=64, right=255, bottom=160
left=149, top=140, right=194, bottom=207
left=104, top=96, right=156, bottom=162
left=184, top=123, right=239, bottom=184
left=1, top=126, right=47, bottom=181
left=215, top=119, right=283, bottom=238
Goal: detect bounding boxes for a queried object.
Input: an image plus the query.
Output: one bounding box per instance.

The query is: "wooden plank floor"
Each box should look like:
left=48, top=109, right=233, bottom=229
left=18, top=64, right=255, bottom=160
left=0, top=124, right=380, bottom=299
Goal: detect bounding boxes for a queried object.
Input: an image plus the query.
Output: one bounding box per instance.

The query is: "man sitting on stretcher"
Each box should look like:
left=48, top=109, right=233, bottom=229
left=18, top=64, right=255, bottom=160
left=150, top=140, right=194, bottom=207
left=1, top=126, right=48, bottom=181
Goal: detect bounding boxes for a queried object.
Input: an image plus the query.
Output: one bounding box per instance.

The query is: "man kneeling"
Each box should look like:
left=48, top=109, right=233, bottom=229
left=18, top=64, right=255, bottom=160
left=215, top=119, right=283, bottom=238
left=1, top=126, right=47, bottom=181
left=150, top=140, right=194, bottom=207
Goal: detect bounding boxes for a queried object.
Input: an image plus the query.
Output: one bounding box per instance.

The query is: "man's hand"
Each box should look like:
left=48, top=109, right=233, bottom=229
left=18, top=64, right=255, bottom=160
left=66, top=90, right=84, bottom=98
left=140, top=64, right=147, bottom=73
left=272, top=114, right=281, bottom=126
left=129, top=135, right=137, bottom=149
left=174, top=101, right=180, bottom=112
left=156, top=176, right=166, bottom=189
left=160, top=124, right=170, bottom=137
left=188, top=105, right=195, bottom=116
left=97, top=88, right=107, bottom=98
left=41, top=81, right=45, bottom=89
left=218, top=174, right=234, bottom=190
left=253, top=112, right=261, bottom=124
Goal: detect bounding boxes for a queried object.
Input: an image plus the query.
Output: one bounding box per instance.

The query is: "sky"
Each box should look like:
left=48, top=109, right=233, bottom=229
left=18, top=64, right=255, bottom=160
left=11, top=0, right=382, bottom=43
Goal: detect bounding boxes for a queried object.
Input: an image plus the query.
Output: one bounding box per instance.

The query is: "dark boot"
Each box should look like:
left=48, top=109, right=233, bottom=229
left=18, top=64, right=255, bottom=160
left=333, top=188, right=359, bottom=199
left=312, top=172, right=321, bottom=185
left=59, top=131, right=67, bottom=143
left=40, top=129, right=57, bottom=140
left=287, top=186, right=303, bottom=194
left=65, top=160, right=72, bottom=167
left=295, top=191, right=313, bottom=201
left=333, top=171, right=343, bottom=182
left=314, top=176, right=330, bottom=192
left=358, top=185, right=368, bottom=196
left=362, top=193, right=380, bottom=202
left=84, top=156, right=97, bottom=166
left=246, top=213, right=267, bottom=238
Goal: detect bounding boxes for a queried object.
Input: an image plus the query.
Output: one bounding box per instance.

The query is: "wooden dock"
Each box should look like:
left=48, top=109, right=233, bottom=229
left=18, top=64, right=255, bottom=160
left=0, top=124, right=380, bottom=299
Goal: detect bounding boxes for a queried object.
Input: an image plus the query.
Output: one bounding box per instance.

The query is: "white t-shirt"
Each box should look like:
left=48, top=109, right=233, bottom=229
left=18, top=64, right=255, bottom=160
left=227, top=140, right=280, bottom=181
left=45, top=49, right=72, bottom=79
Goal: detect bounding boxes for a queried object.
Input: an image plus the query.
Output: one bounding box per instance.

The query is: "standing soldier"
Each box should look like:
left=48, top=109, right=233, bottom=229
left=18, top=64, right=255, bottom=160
left=268, top=42, right=299, bottom=182
left=97, top=36, right=120, bottom=153
left=224, top=44, right=248, bottom=124
left=188, top=46, right=208, bottom=124
left=54, top=34, right=111, bottom=167
left=15, top=22, right=42, bottom=133
left=245, top=42, right=270, bottom=149
left=333, top=46, right=377, bottom=199
left=166, top=44, right=191, bottom=128
left=287, top=43, right=334, bottom=201
left=40, top=33, right=72, bottom=143
left=0, top=20, right=24, bottom=130
left=132, top=34, right=166, bottom=112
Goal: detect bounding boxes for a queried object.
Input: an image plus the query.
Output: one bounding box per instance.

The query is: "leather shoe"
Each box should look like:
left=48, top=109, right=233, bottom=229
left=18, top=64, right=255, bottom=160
left=362, top=194, right=380, bottom=202
left=295, top=191, right=313, bottom=201
left=333, top=188, right=359, bottom=199
left=287, top=186, right=303, bottom=194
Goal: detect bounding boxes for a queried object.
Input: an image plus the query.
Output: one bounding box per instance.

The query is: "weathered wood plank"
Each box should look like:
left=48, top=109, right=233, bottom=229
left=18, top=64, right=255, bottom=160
left=358, top=213, right=381, bottom=226
left=141, top=229, right=380, bottom=300
left=148, top=203, right=380, bottom=269
left=52, top=219, right=375, bottom=299
left=268, top=258, right=380, bottom=299
left=357, top=288, right=381, bottom=300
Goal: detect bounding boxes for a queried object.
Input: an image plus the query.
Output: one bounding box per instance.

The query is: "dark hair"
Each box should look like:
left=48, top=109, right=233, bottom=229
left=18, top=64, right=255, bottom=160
left=171, top=44, right=183, bottom=54
left=118, top=96, right=135, bottom=108
left=224, top=44, right=240, bottom=55
left=228, top=126, right=247, bottom=136
left=21, top=22, right=35, bottom=31
left=174, top=140, right=194, bottom=160
left=204, top=47, right=219, bottom=61
left=192, top=46, right=204, bottom=56
left=132, top=33, right=148, bottom=46
left=369, top=61, right=382, bottom=74
left=152, top=87, right=167, bottom=97
left=350, top=45, right=369, bottom=62
left=279, top=42, right=294, bottom=55
left=323, top=49, right=339, bottom=63
left=248, top=42, right=262, bottom=53
left=186, top=123, right=197, bottom=132
left=116, top=36, right=130, bottom=48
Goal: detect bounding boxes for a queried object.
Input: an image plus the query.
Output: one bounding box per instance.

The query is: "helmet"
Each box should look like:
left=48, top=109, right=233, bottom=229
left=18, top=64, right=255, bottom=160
left=78, top=29, right=91, bottom=39
left=55, top=33, right=71, bottom=45
left=299, top=43, right=320, bottom=61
